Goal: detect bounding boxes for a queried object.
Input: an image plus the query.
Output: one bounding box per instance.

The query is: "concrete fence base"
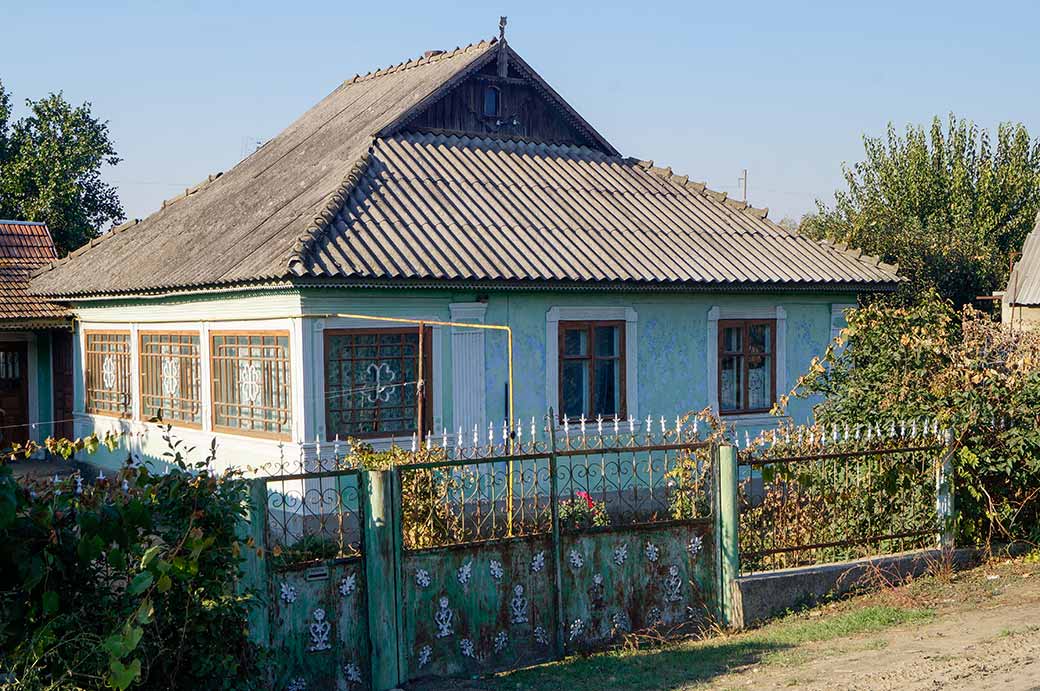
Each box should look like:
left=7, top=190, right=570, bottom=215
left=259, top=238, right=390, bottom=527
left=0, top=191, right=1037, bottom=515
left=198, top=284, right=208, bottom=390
left=730, top=547, right=982, bottom=629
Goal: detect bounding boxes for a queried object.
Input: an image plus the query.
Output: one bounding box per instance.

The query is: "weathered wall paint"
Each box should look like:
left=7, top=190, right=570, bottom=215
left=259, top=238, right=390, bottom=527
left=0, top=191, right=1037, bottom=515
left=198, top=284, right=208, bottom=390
left=401, top=537, right=557, bottom=679
left=66, top=287, right=856, bottom=469
left=558, top=521, right=715, bottom=649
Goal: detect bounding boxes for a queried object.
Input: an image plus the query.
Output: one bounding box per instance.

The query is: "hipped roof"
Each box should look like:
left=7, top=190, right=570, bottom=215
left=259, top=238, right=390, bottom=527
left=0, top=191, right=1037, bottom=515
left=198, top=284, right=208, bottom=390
left=31, top=38, right=901, bottom=299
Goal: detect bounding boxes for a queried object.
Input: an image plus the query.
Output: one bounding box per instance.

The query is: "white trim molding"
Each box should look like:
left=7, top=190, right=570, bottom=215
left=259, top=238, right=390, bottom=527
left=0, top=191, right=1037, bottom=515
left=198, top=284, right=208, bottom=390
left=545, top=306, right=638, bottom=420
left=449, top=302, right=488, bottom=434
left=830, top=303, right=857, bottom=343
left=706, top=304, right=787, bottom=415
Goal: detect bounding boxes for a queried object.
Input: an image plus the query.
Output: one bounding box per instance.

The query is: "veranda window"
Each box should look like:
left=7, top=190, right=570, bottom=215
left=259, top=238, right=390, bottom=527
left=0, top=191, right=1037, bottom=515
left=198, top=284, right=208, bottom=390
left=558, top=321, right=626, bottom=420
left=719, top=319, right=776, bottom=414
left=139, top=332, right=202, bottom=426
left=324, top=328, right=431, bottom=438
left=210, top=332, right=291, bottom=438
left=84, top=331, right=132, bottom=417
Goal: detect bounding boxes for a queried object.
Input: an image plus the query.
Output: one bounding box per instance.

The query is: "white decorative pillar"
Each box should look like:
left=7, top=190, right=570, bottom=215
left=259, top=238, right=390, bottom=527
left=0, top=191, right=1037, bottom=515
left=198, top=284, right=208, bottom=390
left=707, top=306, right=720, bottom=414
left=775, top=306, right=787, bottom=399
left=449, top=303, right=488, bottom=435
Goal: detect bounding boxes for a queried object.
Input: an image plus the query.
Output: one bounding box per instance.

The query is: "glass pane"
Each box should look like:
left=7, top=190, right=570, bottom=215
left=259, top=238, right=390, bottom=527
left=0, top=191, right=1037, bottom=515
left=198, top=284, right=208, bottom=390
left=562, top=329, right=588, bottom=357
left=720, top=355, right=743, bottom=411
left=748, top=354, right=772, bottom=410
left=593, top=359, right=620, bottom=416
left=561, top=360, right=589, bottom=418
left=722, top=326, right=742, bottom=353
left=749, top=324, right=772, bottom=353
left=594, top=326, right=620, bottom=357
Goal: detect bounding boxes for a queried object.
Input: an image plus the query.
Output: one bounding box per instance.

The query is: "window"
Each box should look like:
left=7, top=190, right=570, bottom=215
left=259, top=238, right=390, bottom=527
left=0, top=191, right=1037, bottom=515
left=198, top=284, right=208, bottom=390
left=483, top=85, right=500, bottom=117
left=558, top=321, right=625, bottom=419
left=84, top=331, right=132, bottom=417
left=719, top=320, right=775, bottom=414
left=324, top=328, right=431, bottom=438
left=210, top=332, right=291, bottom=438
left=139, top=332, right=202, bottom=426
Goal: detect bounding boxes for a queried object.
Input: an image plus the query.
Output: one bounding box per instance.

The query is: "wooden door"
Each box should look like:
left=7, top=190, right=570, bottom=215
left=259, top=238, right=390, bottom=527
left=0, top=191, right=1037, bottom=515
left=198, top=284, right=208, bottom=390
left=0, top=342, right=29, bottom=449
left=52, top=331, right=74, bottom=439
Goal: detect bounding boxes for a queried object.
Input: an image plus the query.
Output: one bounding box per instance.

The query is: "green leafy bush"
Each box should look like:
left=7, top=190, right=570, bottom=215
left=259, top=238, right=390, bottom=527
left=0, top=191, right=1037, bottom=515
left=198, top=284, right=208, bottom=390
left=780, top=291, right=1040, bottom=547
left=0, top=428, right=266, bottom=690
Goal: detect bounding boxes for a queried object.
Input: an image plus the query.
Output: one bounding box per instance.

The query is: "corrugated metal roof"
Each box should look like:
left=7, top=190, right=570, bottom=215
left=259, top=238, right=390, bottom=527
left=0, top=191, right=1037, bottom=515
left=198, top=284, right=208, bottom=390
left=1006, top=212, right=1040, bottom=305
left=0, top=221, right=69, bottom=322
left=290, top=134, right=900, bottom=287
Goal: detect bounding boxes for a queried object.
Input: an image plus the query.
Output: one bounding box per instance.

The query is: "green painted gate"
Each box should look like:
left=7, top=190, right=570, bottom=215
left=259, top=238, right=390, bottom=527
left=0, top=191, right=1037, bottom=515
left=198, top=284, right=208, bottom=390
left=247, top=420, right=722, bottom=690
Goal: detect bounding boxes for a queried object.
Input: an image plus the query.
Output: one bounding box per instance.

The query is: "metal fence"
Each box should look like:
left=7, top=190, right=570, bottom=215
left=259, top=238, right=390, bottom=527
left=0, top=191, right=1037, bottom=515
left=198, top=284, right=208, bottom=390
left=737, top=443, right=948, bottom=574
left=248, top=415, right=718, bottom=689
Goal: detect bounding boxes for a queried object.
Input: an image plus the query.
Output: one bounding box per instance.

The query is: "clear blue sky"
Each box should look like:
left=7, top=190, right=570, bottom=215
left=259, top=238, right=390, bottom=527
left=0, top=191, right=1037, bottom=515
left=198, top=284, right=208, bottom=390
left=5, top=0, right=1039, bottom=225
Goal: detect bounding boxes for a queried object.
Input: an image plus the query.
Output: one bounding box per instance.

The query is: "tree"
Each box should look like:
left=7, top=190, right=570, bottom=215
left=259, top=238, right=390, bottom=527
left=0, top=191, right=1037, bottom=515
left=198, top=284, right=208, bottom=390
left=802, top=115, right=1040, bottom=307
left=0, top=80, right=124, bottom=255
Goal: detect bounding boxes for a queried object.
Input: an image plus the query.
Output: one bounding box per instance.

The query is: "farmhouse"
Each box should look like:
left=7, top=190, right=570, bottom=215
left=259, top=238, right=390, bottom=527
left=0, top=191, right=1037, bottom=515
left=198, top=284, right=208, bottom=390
left=29, top=29, right=900, bottom=469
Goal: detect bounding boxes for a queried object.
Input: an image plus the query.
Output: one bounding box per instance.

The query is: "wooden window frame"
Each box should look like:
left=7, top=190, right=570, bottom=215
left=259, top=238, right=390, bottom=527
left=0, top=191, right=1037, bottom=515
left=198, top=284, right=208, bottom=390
left=483, top=85, right=501, bottom=117
left=83, top=330, right=132, bottom=418
left=718, top=319, right=777, bottom=416
left=557, top=320, right=627, bottom=421
left=209, top=330, right=292, bottom=440
left=323, top=327, right=433, bottom=440
left=138, top=331, right=202, bottom=429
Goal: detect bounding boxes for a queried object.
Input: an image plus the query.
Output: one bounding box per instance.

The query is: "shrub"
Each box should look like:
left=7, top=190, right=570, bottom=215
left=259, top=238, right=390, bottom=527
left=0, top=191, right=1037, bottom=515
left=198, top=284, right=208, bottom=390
left=0, top=428, right=266, bottom=690
left=778, top=290, right=1040, bottom=547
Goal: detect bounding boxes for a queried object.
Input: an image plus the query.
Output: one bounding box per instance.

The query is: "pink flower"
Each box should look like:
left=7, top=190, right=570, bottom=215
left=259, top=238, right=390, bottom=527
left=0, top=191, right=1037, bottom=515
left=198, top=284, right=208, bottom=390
left=575, top=491, right=594, bottom=509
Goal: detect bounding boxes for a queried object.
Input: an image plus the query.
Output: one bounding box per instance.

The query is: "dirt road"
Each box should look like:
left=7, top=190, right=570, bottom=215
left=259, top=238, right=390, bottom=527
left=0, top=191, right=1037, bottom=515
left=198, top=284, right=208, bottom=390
left=709, top=561, right=1040, bottom=690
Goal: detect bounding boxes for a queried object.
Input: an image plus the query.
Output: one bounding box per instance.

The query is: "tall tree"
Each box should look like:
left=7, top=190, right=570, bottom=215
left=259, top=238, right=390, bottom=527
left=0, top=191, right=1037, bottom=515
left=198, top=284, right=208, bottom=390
left=0, top=81, right=124, bottom=254
left=802, top=115, right=1040, bottom=307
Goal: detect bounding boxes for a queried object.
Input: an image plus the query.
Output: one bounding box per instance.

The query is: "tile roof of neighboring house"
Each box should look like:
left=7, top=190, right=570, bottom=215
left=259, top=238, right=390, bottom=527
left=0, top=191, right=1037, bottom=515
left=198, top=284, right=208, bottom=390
left=30, top=38, right=901, bottom=299
left=0, top=221, right=70, bottom=326
left=1005, top=211, right=1040, bottom=305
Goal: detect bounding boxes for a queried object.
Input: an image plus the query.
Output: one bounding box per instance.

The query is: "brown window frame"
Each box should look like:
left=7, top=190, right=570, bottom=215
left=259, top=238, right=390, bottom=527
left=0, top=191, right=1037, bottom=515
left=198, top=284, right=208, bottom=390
left=557, top=320, right=627, bottom=421
left=210, top=330, right=292, bottom=440
left=138, top=331, right=202, bottom=428
left=83, top=330, right=132, bottom=418
left=718, top=319, right=777, bottom=415
left=323, top=327, right=433, bottom=440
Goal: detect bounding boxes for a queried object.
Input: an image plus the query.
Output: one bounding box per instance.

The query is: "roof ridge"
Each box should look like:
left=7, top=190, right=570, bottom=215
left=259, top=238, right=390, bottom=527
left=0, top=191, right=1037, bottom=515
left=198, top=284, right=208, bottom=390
left=0, top=219, right=47, bottom=226
left=633, top=159, right=770, bottom=220
left=286, top=140, right=376, bottom=275
left=396, top=131, right=606, bottom=158
left=31, top=171, right=225, bottom=281
left=344, top=39, right=496, bottom=87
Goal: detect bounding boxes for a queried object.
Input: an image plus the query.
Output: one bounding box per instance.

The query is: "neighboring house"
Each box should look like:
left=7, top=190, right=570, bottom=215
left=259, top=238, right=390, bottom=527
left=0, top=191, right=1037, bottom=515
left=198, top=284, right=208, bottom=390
left=1001, top=212, right=1040, bottom=329
left=0, top=220, right=74, bottom=448
left=29, top=34, right=900, bottom=470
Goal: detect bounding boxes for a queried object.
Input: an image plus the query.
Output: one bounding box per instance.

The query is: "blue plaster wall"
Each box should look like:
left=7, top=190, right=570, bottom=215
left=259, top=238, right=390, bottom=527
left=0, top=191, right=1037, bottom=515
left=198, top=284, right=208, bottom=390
left=479, top=291, right=844, bottom=439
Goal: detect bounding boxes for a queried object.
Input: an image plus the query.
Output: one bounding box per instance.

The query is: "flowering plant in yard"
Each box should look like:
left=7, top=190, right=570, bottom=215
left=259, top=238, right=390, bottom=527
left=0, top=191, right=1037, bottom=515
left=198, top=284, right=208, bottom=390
left=558, top=491, right=610, bottom=532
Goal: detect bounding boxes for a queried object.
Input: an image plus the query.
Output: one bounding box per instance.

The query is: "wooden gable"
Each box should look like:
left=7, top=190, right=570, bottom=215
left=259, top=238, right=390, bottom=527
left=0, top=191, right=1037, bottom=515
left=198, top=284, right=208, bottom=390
left=385, top=45, right=616, bottom=153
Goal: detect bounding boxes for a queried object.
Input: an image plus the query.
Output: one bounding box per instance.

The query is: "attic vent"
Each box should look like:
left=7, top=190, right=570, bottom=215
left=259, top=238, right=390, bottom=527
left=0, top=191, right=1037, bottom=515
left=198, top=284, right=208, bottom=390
left=424, top=50, right=444, bottom=59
